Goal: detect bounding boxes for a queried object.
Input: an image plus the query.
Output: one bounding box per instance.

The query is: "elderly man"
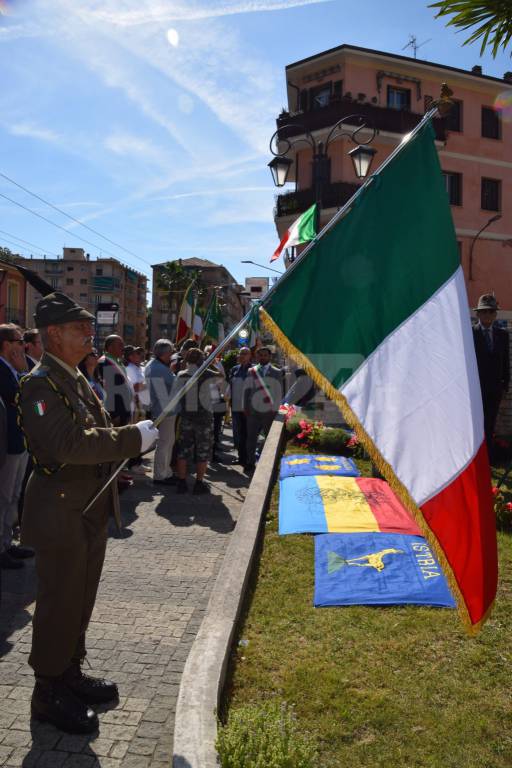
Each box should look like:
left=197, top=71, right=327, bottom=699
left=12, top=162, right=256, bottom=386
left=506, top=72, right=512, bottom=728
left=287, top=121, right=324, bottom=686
left=18, top=292, right=158, bottom=734
left=98, top=335, right=133, bottom=427
left=228, top=346, right=252, bottom=466
left=472, top=294, right=510, bottom=457
left=0, top=324, right=32, bottom=569
left=243, top=346, right=283, bottom=473
left=145, top=339, right=178, bottom=485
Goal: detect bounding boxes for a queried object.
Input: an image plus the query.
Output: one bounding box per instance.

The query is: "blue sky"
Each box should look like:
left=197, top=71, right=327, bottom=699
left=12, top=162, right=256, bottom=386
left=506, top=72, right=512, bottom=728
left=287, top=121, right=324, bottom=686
left=0, top=0, right=510, bottom=294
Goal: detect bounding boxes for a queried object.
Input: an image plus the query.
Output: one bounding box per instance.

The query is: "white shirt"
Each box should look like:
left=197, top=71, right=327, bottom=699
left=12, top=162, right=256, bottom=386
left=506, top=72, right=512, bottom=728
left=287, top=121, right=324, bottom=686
left=127, top=362, right=150, bottom=408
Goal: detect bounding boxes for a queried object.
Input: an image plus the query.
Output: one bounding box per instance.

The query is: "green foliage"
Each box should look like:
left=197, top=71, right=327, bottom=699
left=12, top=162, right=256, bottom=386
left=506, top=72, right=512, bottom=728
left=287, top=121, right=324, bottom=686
left=216, top=700, right=317, bottom=768
left=0, top=246, right=16, bottom=263
left=430, top=0, right=512, bottom=57
left=222, top=349, right=239, bottom=378
left=156, top=260, right=206, bottom=302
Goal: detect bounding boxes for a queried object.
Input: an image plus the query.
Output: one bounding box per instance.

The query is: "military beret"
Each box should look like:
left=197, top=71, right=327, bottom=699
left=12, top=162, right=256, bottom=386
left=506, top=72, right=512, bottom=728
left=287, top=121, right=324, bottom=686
left=34, top=292, right=95, bottom=327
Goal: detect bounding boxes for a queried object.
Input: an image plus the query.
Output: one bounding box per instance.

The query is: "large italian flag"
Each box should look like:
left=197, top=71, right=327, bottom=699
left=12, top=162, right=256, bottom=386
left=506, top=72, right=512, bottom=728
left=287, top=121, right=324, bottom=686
left=176, top=282, right=194, bottom=345
left=261, top=121, right=497, bottom=633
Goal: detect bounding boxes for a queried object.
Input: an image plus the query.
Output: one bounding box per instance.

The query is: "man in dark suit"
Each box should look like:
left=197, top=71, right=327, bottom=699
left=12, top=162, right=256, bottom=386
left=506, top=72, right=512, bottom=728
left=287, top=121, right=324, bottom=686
left=97, top=335, right=133, bottom=426
left=243, top=346, right=283, bottom=473
left=0, top=324, right=33, bottom=569
left=472, top=294, right=510, bottom=457
left=23, top=328, right=43, bottom=370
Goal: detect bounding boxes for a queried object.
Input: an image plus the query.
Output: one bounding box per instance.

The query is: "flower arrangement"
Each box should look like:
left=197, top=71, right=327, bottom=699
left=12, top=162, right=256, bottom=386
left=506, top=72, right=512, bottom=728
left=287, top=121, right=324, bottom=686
left=492, top=484, right=512, bottom=530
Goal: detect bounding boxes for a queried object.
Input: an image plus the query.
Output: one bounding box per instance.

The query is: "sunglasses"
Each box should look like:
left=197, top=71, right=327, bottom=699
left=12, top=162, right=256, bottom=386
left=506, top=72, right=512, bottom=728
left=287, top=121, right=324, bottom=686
left=8, top=338, right=24, bottom=345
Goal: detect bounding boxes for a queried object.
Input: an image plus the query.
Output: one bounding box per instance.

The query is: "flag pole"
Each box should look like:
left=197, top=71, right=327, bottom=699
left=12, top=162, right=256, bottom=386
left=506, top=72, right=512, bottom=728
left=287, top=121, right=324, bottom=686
left=81, top=99, right=447, bottom=515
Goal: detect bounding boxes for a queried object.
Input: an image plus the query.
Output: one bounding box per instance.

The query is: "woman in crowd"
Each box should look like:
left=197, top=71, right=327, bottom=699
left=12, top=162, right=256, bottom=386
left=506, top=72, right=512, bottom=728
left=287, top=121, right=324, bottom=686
left=78, top=349, right=104, bottom=401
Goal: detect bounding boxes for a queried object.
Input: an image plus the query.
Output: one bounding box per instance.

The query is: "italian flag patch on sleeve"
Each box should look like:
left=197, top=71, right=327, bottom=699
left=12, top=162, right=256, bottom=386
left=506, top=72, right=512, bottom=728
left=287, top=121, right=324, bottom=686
left=34, top=400, right=47, bottom=416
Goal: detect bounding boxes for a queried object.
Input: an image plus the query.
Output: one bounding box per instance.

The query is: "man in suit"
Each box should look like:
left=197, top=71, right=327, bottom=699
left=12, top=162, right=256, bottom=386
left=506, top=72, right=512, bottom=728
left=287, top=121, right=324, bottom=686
left=97, top=335, right=133, bottom=427
left=243, top=346, right=283, bottom=473
left=19, top=293, right=158, bottom=734
left=472, top=294, right=510, bottom=457
left=23, top=328, right=43, bottom=370
left=0, top=324, right=32, bottom=569
left=228, top=346, right=252, bottom=466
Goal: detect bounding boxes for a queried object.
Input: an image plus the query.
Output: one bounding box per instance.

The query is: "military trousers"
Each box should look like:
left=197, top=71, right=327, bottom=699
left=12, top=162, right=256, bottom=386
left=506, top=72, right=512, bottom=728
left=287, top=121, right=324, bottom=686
left=29, top=506, right=108, bottom=678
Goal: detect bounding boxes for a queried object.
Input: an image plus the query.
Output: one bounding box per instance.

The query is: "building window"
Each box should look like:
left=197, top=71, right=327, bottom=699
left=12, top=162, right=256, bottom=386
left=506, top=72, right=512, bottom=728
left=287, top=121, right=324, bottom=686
left=445, top=100, right=463, bottom=132
left=309, top=83, right=331, bottom=110
left=66, top=278, right=74, bottom=285
left=442, top=172, right=462, bottom=206
left=481, top=178, right=501, bottom=211
left=51, top=278, right=59, bottom=289
left=481, top=107, right=501, bottom=139
left=96, top=268, right=103, bottom=276
left=387, top=86, right=411, bottom=111
left=67, top=266, right=74, bottom=272
left=80, top=293, right=87, bottom=299
left=80, top=278, right=87, bottom=285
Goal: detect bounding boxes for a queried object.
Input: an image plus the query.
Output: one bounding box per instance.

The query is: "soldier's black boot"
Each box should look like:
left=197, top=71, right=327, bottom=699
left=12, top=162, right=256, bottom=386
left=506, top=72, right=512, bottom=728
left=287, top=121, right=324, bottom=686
left=63, top=661, right=119, bottom=705
left=31, top=678, right=99, bottom=734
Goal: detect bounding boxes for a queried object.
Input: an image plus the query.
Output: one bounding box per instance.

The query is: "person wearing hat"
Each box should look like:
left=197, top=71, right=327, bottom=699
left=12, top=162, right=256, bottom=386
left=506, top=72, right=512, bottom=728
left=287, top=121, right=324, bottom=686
left=18, top=292, right=159, bottom=734
left=472, top=294, right=510, bottom=456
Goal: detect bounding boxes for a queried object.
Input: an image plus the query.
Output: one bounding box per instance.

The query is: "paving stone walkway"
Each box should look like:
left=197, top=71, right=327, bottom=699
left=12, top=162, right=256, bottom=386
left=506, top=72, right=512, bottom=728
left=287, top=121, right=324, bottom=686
left=0, top=429, right=248, bottom=767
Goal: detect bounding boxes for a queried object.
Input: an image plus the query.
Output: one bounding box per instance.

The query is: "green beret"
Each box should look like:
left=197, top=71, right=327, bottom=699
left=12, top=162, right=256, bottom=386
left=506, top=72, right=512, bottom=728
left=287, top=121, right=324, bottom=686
left=34, top=292, right=95, bottom=327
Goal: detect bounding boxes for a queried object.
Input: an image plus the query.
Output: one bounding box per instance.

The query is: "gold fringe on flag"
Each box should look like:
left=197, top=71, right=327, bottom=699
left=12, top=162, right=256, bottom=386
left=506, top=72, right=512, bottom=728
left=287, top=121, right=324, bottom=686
left=260, top=307, right=493, bottom=635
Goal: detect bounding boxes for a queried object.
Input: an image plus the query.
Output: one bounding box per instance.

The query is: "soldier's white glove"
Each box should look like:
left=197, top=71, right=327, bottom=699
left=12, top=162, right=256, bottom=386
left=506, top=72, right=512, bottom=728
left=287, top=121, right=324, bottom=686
left=136, top=420, right=159, bottom=452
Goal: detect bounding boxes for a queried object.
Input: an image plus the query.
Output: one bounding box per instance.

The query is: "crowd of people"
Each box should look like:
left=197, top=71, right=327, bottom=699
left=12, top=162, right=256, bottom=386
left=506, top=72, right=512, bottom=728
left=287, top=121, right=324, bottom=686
left=0, top=318, right=288, bottom=570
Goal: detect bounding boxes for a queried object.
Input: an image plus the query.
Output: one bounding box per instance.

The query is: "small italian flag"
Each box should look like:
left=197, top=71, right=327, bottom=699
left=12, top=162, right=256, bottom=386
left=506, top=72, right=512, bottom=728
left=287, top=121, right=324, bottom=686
left=176, top=282, right=195, bottom=345
left=271, top=203, right=317, bottom=262
left=34, top=400, right=46, bottom=416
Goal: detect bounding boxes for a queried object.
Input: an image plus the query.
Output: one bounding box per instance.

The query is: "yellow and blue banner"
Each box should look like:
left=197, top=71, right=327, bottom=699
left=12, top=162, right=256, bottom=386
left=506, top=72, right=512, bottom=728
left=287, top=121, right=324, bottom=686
left=279, top=476, right=422, bottom=536
left=314, top=533, right=456, bottom=608
left=280, top=454, right=358, bottom=480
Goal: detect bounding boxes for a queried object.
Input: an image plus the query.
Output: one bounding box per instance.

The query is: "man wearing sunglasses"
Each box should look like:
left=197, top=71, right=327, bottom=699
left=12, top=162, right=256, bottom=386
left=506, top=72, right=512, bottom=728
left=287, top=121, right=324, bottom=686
left=0, top=323, right=32, bottom=570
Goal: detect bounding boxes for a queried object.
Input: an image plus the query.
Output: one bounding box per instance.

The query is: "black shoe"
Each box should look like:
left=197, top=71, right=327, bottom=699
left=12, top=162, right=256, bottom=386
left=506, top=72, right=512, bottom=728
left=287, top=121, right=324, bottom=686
left=31, top=680, right=99, bottom=734
left=176, top=479, right=188, bottom=494
left=7, top=545, right=34, bottom=560
left=193, top=480, right=210, bottom=495
left=231, top=458, right=242, bottom=465
left=243, top=464, right=256, bottom=475
left=63, top=663, right=118, bottom=705
left=0, top=552, right=24, bottom=570
left=153, top=476, right=178, bottom=486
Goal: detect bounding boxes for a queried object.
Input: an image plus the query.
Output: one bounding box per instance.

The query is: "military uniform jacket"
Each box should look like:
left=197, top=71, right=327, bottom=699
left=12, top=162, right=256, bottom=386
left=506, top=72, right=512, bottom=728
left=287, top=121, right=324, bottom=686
left=18, top=352, right=141, bottom=548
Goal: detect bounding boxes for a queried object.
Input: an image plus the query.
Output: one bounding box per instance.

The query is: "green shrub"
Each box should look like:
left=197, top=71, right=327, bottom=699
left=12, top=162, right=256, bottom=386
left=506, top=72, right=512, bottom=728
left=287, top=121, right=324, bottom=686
left=222, top=349, right=240, bottom=378
left=216, top=700, right=317, bottom=768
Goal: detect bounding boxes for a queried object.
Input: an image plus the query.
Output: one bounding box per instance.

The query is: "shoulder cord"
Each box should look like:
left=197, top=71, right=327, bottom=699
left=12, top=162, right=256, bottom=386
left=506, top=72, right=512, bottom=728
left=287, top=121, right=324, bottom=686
left=16, top=373, right=78, bottom=476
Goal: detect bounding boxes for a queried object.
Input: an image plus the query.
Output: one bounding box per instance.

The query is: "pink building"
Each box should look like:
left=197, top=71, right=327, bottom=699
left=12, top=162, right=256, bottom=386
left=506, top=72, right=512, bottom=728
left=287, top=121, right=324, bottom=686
left=274, top=44, right=512, bottom=311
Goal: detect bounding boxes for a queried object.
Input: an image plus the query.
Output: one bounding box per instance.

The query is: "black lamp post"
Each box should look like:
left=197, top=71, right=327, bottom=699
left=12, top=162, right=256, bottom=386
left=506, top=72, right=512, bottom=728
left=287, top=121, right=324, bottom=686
left=468, top=213, right=502, bottom=281
left=241, top=259, right=283, bottom=275
left=268, top=114, right=377, bottom=231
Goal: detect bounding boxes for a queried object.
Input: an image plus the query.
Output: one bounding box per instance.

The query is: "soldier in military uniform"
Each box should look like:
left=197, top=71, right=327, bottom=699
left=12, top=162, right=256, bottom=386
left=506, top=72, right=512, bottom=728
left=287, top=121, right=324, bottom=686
left=18, top=292, right=159, bottom=734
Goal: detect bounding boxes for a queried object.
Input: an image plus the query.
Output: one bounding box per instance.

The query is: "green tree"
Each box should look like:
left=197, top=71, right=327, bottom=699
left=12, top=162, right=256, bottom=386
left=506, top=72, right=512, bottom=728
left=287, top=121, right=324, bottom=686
left=0, top=246, right=16, bottom=263
left=156, top=259, right=206, bottom=309
left=430, top=1, right=512, bottom=57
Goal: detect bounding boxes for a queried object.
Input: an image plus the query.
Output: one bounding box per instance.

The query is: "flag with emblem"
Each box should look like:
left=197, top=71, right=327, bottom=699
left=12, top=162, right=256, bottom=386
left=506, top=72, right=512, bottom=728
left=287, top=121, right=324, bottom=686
left=314, top=533, right=456, bottom=608
left=261, top=119, right=497, bottom=633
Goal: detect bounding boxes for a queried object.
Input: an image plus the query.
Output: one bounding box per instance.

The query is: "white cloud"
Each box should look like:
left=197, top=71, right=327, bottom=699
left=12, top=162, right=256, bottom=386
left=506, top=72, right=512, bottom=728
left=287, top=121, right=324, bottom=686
left=88, top=0, right=332, bottom=26
left=8, top=122, right=61, bottom=143
left=104, top=132, right=166, bottom=164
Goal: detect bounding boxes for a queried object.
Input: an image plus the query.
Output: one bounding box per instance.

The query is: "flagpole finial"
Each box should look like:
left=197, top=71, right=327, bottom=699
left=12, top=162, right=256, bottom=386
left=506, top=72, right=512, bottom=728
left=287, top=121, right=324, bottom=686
left=435, top=82, right=454, bottom=118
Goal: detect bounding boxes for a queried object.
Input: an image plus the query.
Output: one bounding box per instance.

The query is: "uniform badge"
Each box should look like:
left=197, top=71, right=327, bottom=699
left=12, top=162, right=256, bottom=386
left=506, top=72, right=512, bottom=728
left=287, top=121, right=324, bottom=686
left=34, top=400, right=47, bottom=416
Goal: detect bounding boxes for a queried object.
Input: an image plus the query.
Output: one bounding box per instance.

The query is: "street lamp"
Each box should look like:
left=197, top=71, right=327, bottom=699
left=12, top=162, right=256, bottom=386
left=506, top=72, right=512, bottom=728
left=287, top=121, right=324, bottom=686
left=241, top=259, right=283, bottom=275
left=268, top=113, right=377, bottom=227
left=468, top=213, right=502, bottom=281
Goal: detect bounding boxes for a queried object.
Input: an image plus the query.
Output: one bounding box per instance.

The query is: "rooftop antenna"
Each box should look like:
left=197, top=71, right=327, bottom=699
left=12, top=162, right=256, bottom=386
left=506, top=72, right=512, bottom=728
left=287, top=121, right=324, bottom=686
left=402, top=35, right=432, bottom=59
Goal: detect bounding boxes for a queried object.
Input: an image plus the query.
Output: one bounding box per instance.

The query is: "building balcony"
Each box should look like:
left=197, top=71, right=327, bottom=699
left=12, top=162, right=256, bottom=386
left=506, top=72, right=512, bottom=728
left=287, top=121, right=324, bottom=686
left=276, top=98, right=446, bottom=142
left=91, top=276, right=121, bottom=291
left=275, top=180, right=360, bottom=218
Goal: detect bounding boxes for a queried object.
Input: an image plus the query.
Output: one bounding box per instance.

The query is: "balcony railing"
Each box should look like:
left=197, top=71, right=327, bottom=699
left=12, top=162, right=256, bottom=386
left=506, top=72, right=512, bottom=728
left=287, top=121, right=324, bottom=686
left=275, top=180, right=360, bottom=218
left=91, top=276, right=121, bottom=291
left=276, top=97, right=446, bottom=142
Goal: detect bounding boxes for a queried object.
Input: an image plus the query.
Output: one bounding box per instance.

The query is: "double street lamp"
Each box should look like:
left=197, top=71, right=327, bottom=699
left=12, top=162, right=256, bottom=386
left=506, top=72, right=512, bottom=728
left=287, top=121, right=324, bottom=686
left=268, top=113, right=378, bottom=229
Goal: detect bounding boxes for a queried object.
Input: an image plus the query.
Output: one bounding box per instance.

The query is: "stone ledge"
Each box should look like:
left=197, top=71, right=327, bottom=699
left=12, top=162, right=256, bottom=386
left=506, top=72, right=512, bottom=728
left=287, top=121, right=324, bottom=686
left=172, top=416, right=286, bottom=768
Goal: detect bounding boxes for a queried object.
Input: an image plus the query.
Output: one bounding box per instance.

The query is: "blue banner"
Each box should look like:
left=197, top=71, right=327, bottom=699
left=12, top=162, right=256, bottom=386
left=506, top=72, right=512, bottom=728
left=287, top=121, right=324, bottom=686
left=280, top=454, right=359, bottom=480
left=314, top=533, right=455, bottom=608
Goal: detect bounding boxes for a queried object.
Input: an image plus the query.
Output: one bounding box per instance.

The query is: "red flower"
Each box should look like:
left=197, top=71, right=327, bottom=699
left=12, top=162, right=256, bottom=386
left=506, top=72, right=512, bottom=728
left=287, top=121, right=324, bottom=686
left=492, top=486, right=500, bottom=496
left=506, top=502, right=512, bottom=511
left=346, top=435, right=359, bottom=448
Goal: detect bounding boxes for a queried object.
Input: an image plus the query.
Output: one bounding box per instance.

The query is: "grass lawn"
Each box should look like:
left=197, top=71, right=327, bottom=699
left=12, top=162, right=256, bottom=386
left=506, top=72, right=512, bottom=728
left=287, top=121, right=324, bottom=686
left=222, top=445, right=512, bottom=768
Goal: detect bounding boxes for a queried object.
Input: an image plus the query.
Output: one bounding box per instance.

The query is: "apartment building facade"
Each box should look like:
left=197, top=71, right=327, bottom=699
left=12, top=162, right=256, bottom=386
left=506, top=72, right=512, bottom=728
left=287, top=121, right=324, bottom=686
left=20, top=248, right=147, bottom=347
left=0, top=259, right=26, bottom=327
left=151, top=257, right=247, bottom=345
left=274, top=43, right=512, bottom=433
left=275, top=44, right=512, bottom=311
